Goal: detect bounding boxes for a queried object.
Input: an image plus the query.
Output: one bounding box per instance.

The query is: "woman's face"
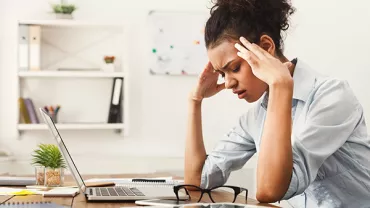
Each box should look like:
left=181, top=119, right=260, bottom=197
left=207, top=40, right=268, bottom=103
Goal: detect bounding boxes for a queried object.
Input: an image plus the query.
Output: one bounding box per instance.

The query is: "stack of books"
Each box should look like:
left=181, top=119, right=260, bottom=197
left=18, top=97, right=39, bottom=124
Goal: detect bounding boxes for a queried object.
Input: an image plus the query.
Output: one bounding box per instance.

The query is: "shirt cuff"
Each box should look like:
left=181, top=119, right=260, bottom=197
left=200, top=162, right=208, bottom=189
left=282, top=171, right=298, bottom=200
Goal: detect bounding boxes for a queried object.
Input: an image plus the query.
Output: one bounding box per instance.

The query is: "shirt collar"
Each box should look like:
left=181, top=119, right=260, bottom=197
left=261, top=59, right=317, bottom=109
left=292, top=59, right=317, bottom=102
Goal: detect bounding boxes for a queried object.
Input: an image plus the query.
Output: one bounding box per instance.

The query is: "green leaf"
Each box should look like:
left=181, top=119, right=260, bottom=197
left=52, top=3, right=76, bottom=14
left=31, top=144, right=66, bottom=168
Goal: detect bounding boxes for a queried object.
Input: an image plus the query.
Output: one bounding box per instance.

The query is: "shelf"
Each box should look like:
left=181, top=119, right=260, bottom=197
left=18, top=71, right=125, bottom=78
left=18, top=20, right=124, bottom=28
left=18, top=123, right=125, bottom=130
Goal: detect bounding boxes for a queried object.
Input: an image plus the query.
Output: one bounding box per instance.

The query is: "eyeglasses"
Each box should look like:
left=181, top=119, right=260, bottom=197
left=173, top=184, right=248, bottom=203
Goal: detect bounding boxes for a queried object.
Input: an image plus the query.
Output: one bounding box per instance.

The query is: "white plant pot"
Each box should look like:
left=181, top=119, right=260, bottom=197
left=103, top=64, right=115, bottom=72
left=55, top=13, right=73, bottom=19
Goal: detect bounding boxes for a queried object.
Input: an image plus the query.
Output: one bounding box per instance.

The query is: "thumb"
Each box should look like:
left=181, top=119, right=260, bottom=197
left=216, top=83, right=226, bottom=93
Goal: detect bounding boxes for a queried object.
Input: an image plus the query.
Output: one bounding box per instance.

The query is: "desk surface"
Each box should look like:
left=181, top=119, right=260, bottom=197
left=0, top=173, right=277, bottom=207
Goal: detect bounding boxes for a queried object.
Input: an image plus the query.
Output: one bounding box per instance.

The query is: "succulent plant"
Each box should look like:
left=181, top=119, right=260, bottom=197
left=31, top=144, right=66, bottom=169
left=52, top=4, right=76, bottom=14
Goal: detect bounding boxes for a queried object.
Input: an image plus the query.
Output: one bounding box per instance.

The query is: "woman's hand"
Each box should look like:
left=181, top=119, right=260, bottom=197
left=235, top=37, right=293, bottom=87
left=190, top=62, right=225, bottom=102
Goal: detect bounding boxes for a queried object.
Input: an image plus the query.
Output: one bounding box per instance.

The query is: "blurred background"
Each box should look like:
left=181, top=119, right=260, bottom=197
left=0, top=0, right=369, bottom=200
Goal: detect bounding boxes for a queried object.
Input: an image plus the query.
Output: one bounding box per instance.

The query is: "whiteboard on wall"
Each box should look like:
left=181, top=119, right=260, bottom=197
left=147, top=10, right=209, bottom=76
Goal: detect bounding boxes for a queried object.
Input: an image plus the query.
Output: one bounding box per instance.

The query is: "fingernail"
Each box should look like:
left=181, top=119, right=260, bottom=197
left=237, top=52, right=242, bottom=56
left=234, top=43, right=240, bottom=49
left=240, top=36, right=246, bottom=41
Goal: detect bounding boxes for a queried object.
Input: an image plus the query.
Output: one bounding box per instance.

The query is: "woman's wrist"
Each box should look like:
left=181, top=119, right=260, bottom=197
left=188, top=91, right=203, bottom=104
left=189, top=97, right=203, bottom=105
left=269, top=77, right=294, bottom=92
left=269, top=79, right=294, bottom=102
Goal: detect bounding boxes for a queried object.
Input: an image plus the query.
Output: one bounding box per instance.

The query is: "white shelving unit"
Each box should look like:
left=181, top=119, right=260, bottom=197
left=18, top=19, right=122, bottom=28
left=17, top=19, right=129, bottom=135
left=17, top=123, right=125, bottom=130
left=18, top=71, right=125, bottom=78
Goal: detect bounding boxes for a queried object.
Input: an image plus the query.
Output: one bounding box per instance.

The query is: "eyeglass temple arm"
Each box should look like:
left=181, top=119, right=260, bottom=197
left=242, top=188, right=248, bottom=200
left=174, top=186, right=192, bottom=201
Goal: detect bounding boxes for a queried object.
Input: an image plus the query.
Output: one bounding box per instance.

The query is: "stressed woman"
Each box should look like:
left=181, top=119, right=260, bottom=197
left=184, top=0, right=370, bottom=207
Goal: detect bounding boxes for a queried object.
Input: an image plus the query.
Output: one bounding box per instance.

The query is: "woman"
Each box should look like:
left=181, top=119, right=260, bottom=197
left=184, top=0, right=370, bottom=207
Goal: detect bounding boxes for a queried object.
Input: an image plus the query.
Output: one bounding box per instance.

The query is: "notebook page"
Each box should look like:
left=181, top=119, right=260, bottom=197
left=84, top=177, right=183, bottom=187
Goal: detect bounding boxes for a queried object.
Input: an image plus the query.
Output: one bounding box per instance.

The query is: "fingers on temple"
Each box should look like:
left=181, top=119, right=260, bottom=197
left=239, top=37, right=271, bottom=60
left=237, top=50, right=259, bottom=68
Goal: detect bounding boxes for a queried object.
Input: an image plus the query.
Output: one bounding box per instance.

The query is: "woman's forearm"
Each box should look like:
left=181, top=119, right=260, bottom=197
left=184, top=99, right=206, bottom=186
left=184, top=98, right=207, bottom=186
left=257, top=81, right=294, bottom=202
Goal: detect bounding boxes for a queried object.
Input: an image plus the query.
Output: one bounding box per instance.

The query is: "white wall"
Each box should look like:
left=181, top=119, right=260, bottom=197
left=1, top=0, right=370, bottom=200
left=285, top=0, right=370, bottom=108
left=0, top=0, right=254, bottom=171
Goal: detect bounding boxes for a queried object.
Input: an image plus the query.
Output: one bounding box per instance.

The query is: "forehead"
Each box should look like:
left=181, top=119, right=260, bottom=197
left=207, top=40, right=239, bottom=70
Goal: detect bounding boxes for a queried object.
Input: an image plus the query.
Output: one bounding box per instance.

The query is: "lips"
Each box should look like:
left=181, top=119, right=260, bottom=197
left=233, top=90, right=247, bottom=99
left=233, top=90, right=246, bottom=95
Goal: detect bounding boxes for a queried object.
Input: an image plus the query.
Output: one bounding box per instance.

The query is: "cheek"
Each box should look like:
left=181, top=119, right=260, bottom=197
left=238, top=65, right=268, bottom=92
left=237, top=65, right=255, bottom=85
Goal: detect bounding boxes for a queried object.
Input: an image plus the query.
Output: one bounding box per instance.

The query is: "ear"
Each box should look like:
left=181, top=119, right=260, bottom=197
left=259, top=35, right=276, bottom=56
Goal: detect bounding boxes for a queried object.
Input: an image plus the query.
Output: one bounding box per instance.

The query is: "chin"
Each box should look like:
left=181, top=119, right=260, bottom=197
left=244, top=96, right=259, bottom=103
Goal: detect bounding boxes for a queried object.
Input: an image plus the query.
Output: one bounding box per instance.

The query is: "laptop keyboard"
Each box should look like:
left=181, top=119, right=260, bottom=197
left=94, top=187, right=145, bottom=197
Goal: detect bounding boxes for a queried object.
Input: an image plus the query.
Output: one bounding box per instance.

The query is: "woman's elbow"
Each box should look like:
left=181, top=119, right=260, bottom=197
left=256, top=187, right=284, bottom=203
left=184, top=173, right=201, bottom=187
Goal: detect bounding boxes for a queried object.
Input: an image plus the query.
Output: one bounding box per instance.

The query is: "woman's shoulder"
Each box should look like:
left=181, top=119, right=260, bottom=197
left=309, top=76, right=361, bottom=112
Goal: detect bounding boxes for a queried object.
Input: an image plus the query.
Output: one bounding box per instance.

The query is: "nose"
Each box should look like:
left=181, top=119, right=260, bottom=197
left=224, top=74, right=236, bottom=89
left=225, top=74, right=237, bottom=89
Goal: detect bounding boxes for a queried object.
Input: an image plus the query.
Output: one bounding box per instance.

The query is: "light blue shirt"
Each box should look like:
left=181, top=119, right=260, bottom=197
left=200, top=59, right=370, bottom=208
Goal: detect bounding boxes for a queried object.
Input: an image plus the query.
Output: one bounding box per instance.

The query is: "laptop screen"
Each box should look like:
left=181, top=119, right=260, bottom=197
left=39, top=108, right=86, bottom=193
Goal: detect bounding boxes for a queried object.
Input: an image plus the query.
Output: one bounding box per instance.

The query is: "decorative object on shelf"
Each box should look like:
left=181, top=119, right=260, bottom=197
left=31, top=144, right=66, bottom=187
left=103, top=55, right=116, bottom=72
left=43, top=105, right=61, bottom=123
left=51, top=0, right=77, bottom=20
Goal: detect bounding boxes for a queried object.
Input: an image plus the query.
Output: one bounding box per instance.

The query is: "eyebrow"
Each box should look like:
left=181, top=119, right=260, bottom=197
left=215, top=59, right=235, bottom=71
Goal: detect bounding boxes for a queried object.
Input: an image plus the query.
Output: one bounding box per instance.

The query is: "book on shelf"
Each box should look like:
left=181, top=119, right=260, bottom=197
left=108, top=77, right=123, bottom=123
left=18, top=97, right=39, bottom=124
left=29, top=25, right=41, bottom=71
left=18, top=24, right=41, bottom=72
left=18, top=25, right=29, bottom=71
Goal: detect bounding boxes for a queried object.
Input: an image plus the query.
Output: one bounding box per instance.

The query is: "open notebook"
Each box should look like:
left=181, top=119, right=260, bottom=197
left=0, top=201, right=70, bottom=208
left=84, top=177, right=184, bottom=187
left=0, top=187, right=79, bottom=197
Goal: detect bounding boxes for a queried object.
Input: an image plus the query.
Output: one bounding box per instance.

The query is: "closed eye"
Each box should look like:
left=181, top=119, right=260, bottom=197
left=232, top=65, right=240, bottom=73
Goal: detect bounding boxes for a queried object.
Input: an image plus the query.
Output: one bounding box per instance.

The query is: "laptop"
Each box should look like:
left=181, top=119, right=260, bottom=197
left=39, top=108, right=188, bottom=201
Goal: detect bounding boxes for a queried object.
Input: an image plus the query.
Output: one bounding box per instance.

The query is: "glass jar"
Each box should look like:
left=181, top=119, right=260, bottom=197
left=48, top=112, right=58, bottom=123
left=35, top=166, right=45, bottom=185
left=44, top=167, right=64, bottom=187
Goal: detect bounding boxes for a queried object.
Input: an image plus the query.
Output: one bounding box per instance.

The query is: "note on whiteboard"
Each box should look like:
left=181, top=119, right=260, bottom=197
left=148, top=10, right=209, bottom=76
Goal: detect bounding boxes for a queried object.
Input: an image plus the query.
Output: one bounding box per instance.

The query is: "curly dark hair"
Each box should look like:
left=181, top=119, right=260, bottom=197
left=205, top=0, right=295, bottom=57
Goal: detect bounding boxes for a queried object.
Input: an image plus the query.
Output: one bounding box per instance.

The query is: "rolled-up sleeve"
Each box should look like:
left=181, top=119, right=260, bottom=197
left=200, top=111, right=256, bottom=189
left=283, top=79, right=362, bottom=199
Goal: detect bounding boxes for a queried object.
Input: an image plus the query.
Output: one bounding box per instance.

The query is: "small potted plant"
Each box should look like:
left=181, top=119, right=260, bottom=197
left=103, top=56, right=116, bottom=72
left=31, top=144, right=66, bottom=187
left=51, top=0, right=77, bottom=19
